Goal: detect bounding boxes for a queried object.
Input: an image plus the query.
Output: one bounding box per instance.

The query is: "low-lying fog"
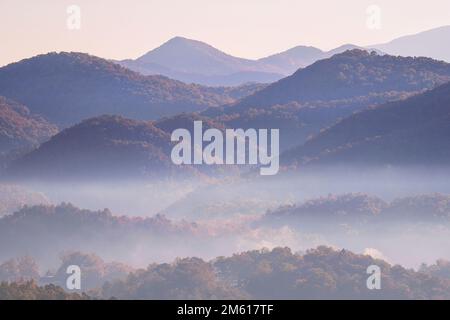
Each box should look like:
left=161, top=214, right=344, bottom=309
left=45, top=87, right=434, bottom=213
left=2, top=166, right=450, bottom=270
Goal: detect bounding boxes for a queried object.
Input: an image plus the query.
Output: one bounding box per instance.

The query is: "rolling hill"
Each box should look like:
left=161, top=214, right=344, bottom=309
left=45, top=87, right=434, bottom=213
left=5, top=115, right=182, bottom=181
left=0, top=96, right=57, bottom=156
left=5, top=112, right=243, bottom=181
left=234, top=50, right=450, bottom=109
left=203, top=50, right=450, bottom=150
left=0, top=52, right=253, bottom=126
left=283, top=80, right=450, bottom=166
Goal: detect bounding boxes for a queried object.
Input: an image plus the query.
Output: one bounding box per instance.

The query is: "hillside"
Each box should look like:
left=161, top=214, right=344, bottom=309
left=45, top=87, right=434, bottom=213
left=202, top=51, right=450, bottom=150
left=101, top=246, right=450, bottom=299
left=235, top=50, right=450, bottom=109
left=0, top=203, right=201, bottom=264
left=0, top=281, right=88, bottom=300
left=0, top=52, right=247, bottom=126
left=283, top=80, right=450, bottom=166
left=6, top=115, right=180, bottom=181
left=263, top=193, right=450, bottom=224
left=0, top=96, right=57, bottom=155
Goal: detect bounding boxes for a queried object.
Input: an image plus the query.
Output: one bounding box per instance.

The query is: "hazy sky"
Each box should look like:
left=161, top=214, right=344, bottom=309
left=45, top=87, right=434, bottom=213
left=1, top=0, right=450, bottom=66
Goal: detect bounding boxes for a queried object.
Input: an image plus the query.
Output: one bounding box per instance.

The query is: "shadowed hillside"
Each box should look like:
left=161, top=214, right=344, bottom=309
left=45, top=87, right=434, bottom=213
left=283, top=80, right=450, bottom=166
left=0, top=52, right=255, bottom=126
left=0, top=96, right=57, bottom=156
left=235, top=50, right=450, bottom=109
left=5, top=115, right=195, bottom=181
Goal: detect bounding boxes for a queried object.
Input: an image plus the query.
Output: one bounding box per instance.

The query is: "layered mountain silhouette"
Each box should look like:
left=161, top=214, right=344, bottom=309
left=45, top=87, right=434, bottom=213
left=118, top=37, right=381, bottom=86
left=372, top=25, right=450, bottom=63
left=118, top=37, right=284, bottom=86
left=119, top=26, right=450, bottom=86
left=283, top=80, right=450, bottom=166
left=234, top=50, right=450, bottom=108
left=0, top=203, right=202, bottom=264
left=204, top=50, right=450, bottom=150
left=0, top=96, right=57, bottom=156
left=263, top=193, right=450, bottom=224
left=258, top=44, right=383, bottom=75
left=5, top=50, right=450, bottom=180
left=0, top=52, right=257, bottom=126
left=4, top=113, right=235, bottom=181
left=6, top=115, right=178, bottom=181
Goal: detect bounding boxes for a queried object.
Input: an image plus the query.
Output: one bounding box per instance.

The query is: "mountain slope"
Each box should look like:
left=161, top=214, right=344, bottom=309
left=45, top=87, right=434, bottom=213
left=203, top=50, right=450, bottom=150
left=234, top=50, right=450, bottom=109
left=372, top=25, right=450, bottom=63
left=283, top=80, right=450, bottom=166
left=102, top=246, right=450, bottom=299
left=0, top=52, right=243, bottom=126
left=5, top=115, right=184, bottom=181
left=134, top=36, right=263, bottom=75
left=0, top=96, right=57, bottom=155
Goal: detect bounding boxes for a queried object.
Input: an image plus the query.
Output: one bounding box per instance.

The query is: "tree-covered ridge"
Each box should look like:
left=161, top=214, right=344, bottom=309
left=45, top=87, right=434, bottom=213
left=0, top=52, right=257, bottom=126
left=101, top=247, right=450, bottom=300
left=2, top=246, right=450, bottom=299
left=6, top=113, right=240, bottom=181
left=0, top=96, right=57, bottom=154
left=0, top=203, right=204, bottom=264
left=235, top=50, right=450, bottom=108
left=264, top=193, right=450, bottom=223
left=201, top=50, right=450, bottom=151
left=420, top=259, right=450, bottom=279
left=0, top=281, right=88, bottom=300
left=101, top=257, right=247, bottom=299
left=0, top=256, right=40, bottom=283
left=283, top=79, right=450, bottom=166
left=6, top=115, right=195, bottom=181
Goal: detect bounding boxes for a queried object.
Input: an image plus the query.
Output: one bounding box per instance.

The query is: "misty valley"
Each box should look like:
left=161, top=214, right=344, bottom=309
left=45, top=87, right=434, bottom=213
left=1, top=27, right=450, bottom=300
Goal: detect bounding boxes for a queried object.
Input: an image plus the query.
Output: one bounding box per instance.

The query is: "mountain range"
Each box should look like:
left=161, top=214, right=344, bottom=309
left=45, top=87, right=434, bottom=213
left=6, top=115, right=181, bottom=181
left=118, top=26, right=450, bottom=86
left=0, top=96, right=57, bottom=157
left=0, top=52, right=263, bottom=127
left=233, top=50, right=450, bottom=108
left=118, top=37, right=379, bottom=86
left=283, top=79, right=450, bottom=167
left=205, top=50, right=450, bottom=150
left=5, top=50, right=450, bottom=180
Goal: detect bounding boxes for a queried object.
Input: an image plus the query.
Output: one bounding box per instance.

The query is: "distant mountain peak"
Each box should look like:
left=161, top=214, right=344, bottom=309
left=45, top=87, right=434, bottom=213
left=371, top=25, right=450, bottom=62
left=155, top=36, right=219, bottom=52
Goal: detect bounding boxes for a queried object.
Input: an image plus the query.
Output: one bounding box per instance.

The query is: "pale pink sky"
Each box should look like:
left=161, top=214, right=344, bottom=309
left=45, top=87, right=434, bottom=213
left=1, top=0, right=450, bottom=66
